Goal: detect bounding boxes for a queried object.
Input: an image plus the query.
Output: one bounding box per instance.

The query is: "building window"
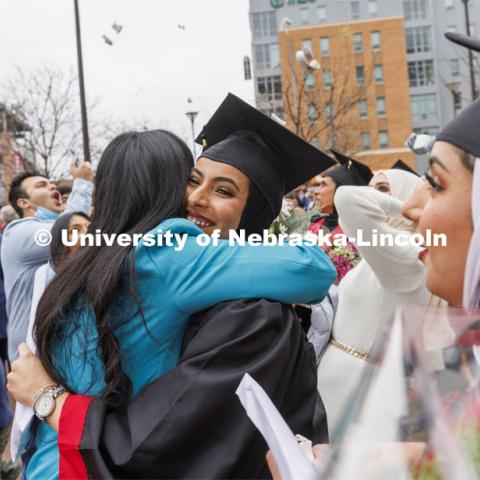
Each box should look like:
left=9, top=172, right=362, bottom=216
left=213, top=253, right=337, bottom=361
left=374, top=64, right=384, bottom=83
left=453, top=90, right=462, bottom=114
left=403, top=0, right=429, bottom=21
left=325, top=102, right=333, bottom=118
left=356, top=66, right=365, bottom=85
left=450, top=59, right=460, bottom=77
left=445, top=0, right=454, bottom=9
left=446, top=25, right=457, bottom=33
left=323, top=69, right=332, bottom=88
left=318, top=5, right=327, bottom=22
left=376, top=97, right=386, bottom=116
left=368, top=0, right=378, bottom=16
left=251, top=11, right=277, bottom=38
left=305, top=73, right=315, bottom=90
left=320, top=37, right=330, bottom=56
left=408, top=60, right=435, bottom=87
left=254, top=44, right=280, bottom=70
left=353, top=33, right=363, bottom=52
left=405, top=26, right=432, bottom=54
left=350, top=1, right=360, bottom=19
left=414, top=126, right=439, bottom=135
left=300, top=8, right=309, bottom=25
left=257, top=75, right=282, bottom=100
left=358, top=99, right=368, bottom=118
left=308, top=104, right=319, bottom=121
left=411, top=93, right=438, bottom=122
left=302, top=39, right=312, bottom=52
left=361, top=132, right=370, bottom=149
left=371, top=31, right=381, bottom=50
left=379, top=131, right=389, bottom=148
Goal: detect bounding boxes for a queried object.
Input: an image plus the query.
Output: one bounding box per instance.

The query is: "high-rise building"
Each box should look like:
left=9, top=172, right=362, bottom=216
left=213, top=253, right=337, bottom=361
left=249, top=0, right=480, bottom=170
left=278, top=16, right=414, bottom=170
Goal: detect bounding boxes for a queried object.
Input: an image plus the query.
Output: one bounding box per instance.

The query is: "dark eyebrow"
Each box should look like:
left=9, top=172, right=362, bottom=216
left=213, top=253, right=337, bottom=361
left=191, top=167, right=204, bottom=177
left=428, top=156, right=450, bottom=173
left=214, top=177, right=240, bottom=192
left=191, top=168, right=240, bottom=192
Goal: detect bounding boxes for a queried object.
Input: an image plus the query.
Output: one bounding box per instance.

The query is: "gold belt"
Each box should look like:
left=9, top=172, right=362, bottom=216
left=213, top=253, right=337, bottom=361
left=329, top=337, right=369, bottom=361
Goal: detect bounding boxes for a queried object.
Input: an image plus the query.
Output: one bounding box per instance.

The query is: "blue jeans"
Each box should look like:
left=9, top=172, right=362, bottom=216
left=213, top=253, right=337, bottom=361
left=0, top=362, right=12, bottom=428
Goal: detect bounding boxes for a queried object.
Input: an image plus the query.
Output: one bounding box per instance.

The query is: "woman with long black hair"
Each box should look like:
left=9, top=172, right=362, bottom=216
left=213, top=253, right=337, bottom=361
left=10, top=103, right=336, bottom=478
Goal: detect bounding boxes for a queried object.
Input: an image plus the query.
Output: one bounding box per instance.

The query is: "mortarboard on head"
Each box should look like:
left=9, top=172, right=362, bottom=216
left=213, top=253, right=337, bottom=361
left=445, top=32, right=480, bottom=54
left=436, top=97, right=480, bottom=158
left=392, top=159, right=419, bottom=177
left=324, top=149, right=373, bottom=187
left=195, top=93, right=336, bottom=219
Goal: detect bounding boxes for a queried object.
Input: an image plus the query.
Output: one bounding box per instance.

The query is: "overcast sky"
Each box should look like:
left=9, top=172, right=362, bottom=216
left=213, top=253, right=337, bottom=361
left=1, top=0, right=254, bottom=151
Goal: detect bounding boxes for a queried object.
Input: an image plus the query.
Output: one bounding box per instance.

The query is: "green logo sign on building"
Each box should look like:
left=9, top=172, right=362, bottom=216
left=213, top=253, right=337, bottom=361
left=271, top=0, right=316, bottom=9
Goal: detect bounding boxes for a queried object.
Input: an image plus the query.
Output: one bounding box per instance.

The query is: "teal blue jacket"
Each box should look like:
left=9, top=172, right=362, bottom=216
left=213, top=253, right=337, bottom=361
left=27, top=218, right=336, bottom=479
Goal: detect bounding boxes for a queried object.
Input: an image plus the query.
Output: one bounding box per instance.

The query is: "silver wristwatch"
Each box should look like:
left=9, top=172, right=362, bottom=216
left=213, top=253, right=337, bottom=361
left=33, top=384, right=66, bottom=420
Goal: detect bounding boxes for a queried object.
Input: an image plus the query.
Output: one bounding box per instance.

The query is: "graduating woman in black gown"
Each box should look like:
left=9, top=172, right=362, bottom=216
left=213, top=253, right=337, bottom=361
left=10, top=94, right=335, bottom=479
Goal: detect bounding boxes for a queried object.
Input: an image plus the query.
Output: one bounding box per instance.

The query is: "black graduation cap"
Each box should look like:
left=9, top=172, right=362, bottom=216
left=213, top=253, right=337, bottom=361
left=445, top=32, right=480, bottom=53
left=324, top=149, right=373, bottom=187
left=195, top=93, right=335, bottom=218
left=436, top=97, right=480, bottom=159
left=392, top=159, right=419, bottom=177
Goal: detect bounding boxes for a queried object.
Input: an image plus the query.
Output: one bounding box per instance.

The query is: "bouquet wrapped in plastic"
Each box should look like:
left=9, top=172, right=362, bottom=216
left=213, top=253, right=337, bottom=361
left=318, top=305, right=480, bottom=480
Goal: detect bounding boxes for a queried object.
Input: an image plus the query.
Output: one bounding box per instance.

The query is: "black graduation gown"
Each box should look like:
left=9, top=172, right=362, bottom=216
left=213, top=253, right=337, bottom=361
left=59, top=299, right=328, bottom=479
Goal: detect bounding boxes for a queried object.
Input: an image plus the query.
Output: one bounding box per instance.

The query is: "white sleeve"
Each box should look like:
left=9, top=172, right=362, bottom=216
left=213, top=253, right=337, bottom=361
left=335, top=186, right=425, bottom=292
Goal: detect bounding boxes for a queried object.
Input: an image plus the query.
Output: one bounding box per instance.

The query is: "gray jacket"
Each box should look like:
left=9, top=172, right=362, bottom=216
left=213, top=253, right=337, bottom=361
left=1, top=179, right=93, bottom=361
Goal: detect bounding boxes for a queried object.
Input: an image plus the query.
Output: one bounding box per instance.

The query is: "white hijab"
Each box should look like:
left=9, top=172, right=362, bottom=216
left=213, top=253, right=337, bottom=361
left=463, top=158, right=480, bottom=309
left=370, top=169, right=423, bottom=231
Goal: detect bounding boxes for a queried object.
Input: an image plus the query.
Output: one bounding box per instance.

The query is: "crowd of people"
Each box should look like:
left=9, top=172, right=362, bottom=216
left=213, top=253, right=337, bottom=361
left=0, top=31, right=478, bottom=480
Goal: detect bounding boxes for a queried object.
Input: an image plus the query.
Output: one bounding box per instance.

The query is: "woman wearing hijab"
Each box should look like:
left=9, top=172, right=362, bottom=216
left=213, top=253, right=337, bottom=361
left=7, top=94, right=336, bottom=479
left=316, top=168, right=431, bottom=434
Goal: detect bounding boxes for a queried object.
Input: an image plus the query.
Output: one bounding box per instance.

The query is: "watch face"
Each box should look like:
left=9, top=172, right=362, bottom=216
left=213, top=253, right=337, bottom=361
left=35, top=393, right=54, bottom=418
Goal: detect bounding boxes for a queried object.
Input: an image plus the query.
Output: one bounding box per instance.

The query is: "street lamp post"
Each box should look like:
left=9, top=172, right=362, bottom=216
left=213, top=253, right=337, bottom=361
left=462, top=0, right=478, bottom=100
left=185, top=111, right=198, bottom=157
left=73, top=0, right=91, bottom=163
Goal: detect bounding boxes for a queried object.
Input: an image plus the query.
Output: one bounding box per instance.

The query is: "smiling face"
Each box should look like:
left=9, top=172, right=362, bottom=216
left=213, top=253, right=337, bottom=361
left=17, top=176, right=64, bottom=216
left=67, top=214, right=91, bottom=254
left=185, top=157, right=250, bottom=238
left=314, top=176, right=336, bottom=213
left=416, top=141, right=474, bottom=305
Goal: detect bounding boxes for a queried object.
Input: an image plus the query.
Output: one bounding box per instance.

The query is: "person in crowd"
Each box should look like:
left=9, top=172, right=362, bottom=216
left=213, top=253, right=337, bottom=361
left=1, top=162, right=93, bottom=362
left=0, top=206, right=18, bottom=365
left=283, top=191, right=301, bottom=209
left=317, top=168, right=428, bottom=434
left=7, top=93, right=336, bottom=479
left=0, top=206, right=20, bottom=480
left=49, top=212, right=91, bottom=268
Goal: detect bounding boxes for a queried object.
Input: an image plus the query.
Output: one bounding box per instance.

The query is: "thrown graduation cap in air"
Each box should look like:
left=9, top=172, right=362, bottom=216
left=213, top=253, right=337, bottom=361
left=392, top=159, right=419, bottom=177
left=445, top=32, right=480, bottom=54
left=436, top=97, right=480, bottom=159
left=195, top=93, right=335, bottom=234
left=325, top=149, right=373, bottom=187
